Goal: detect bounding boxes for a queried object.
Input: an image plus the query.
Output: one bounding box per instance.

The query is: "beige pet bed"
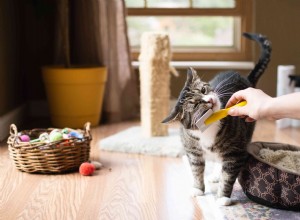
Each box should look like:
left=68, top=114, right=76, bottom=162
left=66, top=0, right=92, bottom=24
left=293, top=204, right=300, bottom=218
left=238, top=142, right=300, bottom=211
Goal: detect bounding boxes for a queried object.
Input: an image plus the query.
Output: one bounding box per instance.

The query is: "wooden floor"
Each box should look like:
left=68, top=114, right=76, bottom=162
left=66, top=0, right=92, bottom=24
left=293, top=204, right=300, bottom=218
left=0, top=120, right=299, bottom=220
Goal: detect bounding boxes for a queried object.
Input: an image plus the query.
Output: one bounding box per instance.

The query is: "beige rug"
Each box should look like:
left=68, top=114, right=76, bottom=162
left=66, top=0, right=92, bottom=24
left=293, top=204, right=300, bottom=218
left=98, top=126, right=185, bottom=157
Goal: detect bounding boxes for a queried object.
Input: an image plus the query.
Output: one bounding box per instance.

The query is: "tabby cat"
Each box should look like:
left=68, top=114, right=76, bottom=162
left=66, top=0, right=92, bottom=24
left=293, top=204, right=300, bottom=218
left=162, top=33, right=272, bottom=206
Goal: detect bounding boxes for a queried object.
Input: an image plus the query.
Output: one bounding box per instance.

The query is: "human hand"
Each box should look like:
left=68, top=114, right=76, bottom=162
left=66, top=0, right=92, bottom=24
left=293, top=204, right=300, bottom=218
left=226, top=88, right=272, bottom=122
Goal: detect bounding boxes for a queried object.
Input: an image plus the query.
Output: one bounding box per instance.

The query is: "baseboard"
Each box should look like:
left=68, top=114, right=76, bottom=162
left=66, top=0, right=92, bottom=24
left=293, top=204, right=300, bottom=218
left=0, top=105, right=25, bottom=141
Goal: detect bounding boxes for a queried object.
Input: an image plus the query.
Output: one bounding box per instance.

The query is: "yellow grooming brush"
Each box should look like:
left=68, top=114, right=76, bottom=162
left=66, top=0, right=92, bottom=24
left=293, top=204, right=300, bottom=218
left=196, top=101, right=247, bottom=132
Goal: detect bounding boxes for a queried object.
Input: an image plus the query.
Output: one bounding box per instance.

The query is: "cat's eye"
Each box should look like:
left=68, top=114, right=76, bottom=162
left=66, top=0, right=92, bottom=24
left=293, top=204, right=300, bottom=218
left=201, top=86, right=207, bottom=94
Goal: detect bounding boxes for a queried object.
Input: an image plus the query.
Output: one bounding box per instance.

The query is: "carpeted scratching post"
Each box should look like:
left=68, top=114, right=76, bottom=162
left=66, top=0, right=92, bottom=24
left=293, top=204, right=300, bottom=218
left=99, top=32, right=184, bottom=157
left=139, top=32, right=171, bottom=137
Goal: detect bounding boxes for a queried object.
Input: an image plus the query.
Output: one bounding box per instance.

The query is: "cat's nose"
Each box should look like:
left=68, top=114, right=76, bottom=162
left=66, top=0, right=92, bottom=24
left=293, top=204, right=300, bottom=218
left=207, top=97, right=215, bottom=105
left=203, top=95, right=216, bottom=107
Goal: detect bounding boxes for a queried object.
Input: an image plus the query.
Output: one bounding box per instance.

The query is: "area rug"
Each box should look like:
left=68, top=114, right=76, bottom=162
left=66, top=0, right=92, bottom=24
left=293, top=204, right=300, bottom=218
left=98, top=126, right=185, bottom=157
left=183, top=156, right=300, bottom=220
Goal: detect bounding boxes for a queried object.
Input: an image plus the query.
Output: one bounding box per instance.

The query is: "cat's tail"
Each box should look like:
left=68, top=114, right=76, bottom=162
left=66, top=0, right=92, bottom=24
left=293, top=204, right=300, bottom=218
left=244, top=33, right=272, bottom=87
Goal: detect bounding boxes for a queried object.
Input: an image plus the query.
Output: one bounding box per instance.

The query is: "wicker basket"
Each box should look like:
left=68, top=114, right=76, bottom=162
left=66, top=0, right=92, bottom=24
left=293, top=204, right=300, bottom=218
left=7, top=122, right=92, bottom=174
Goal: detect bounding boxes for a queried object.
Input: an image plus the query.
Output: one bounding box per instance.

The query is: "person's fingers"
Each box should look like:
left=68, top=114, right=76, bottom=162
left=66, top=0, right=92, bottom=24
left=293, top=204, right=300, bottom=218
left=226, top=97, right=239, bottom=108
left=226, top=92, right=246, bottom=108
left=228, top=107, right=256, bottom=122
left=228, top=106, right=248, bottom=117
left=228, top=108, right=236, bottom=115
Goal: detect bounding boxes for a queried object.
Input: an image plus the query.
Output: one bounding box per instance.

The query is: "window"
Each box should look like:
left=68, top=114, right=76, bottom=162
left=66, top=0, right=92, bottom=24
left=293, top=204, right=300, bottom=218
left=125, top=0, right=253, bottom=61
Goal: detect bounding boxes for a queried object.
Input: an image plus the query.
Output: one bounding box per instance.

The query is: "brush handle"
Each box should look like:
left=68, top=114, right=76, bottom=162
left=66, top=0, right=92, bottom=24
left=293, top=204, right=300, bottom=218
left=205, top=101, right=247, bottom=125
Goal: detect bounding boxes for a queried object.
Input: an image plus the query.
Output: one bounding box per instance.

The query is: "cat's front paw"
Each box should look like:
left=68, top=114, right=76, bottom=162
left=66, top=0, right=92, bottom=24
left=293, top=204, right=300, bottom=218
left=191, top=187, right=204, bottom=197
left=216, top=197, right=232, bottom=206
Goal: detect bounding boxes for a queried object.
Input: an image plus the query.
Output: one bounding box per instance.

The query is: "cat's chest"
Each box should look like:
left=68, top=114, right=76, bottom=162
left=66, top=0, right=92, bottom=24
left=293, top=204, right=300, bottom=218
left=191, top=121, right=220, bottom=147
left=190, top=121, right=221, bottom=161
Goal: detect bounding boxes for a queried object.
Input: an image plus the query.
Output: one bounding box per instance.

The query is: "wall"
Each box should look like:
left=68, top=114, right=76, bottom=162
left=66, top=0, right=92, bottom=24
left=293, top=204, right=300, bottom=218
left=0, top=1, right=55, bottom=117
left=19, top=1, right=56, bottom=103
left=254, top=0, right=300, bottom=96
left=0, top=1, right=56, bottom=132
left=0, top=0, right=23, bottom=116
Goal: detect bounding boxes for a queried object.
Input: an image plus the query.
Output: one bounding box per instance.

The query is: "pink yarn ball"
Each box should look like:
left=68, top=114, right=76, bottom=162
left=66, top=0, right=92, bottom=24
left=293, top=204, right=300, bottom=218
left=19, top=135, right=30, bottom=142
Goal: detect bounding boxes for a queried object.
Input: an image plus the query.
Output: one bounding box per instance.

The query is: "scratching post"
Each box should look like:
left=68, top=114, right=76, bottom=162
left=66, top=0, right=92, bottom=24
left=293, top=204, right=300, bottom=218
left=139, top=32, right=171, bottom=137
left=99, top=32, right=184, bottom=157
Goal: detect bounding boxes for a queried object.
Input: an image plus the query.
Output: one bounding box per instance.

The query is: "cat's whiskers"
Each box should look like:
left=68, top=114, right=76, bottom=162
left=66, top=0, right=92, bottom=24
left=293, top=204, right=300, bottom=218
left=218, top=94, right=232, bottom=99
left=216, top=91, right=233, bottom=96
left=215, top=87, right=234, bottom=96
left=218, top=95, right=232, bottom=100
left=215, top=91, right=233, bottom=101
left=215, top=88, right=233, bottom=98
left=214, top=74, right=235, bottom=93
left=214, top=82, right=236, bottom=94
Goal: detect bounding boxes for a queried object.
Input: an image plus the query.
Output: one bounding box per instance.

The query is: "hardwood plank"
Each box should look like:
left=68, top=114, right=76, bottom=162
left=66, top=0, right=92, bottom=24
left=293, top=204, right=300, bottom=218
left=253, top=120, right=300, bottom=146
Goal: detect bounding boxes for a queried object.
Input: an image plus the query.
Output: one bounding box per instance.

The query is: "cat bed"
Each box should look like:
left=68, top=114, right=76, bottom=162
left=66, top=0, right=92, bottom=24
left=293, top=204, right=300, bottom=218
left=238, top=141, right=300, bottom=211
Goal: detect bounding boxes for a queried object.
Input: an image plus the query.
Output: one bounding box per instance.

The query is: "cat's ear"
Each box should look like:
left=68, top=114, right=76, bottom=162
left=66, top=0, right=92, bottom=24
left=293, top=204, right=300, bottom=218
left=161, top=107, right=181, bottom=124
left=187, top=67, right=198, bottom=83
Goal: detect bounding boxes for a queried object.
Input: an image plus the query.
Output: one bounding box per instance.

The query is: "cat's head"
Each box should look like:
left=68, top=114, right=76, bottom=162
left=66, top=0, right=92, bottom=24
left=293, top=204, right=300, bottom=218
left=162, top=67, right=221, bottom=130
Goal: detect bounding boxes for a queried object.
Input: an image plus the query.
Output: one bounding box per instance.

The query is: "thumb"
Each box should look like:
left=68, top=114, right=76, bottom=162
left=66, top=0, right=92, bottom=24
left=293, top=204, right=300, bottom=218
left=228, top=107, right=247, bottom=117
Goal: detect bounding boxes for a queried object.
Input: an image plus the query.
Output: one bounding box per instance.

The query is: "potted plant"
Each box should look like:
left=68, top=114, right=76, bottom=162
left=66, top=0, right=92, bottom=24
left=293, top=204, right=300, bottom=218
left=42, top=0, right=107, bottom=128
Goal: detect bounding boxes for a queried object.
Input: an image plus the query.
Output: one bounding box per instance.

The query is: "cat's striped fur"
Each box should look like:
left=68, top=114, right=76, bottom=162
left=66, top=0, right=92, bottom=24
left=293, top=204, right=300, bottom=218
left=162, top=33, right=272, bottom=205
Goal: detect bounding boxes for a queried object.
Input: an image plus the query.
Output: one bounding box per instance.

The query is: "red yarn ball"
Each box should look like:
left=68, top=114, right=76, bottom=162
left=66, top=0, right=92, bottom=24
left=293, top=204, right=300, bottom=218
left=79, top=162, right=95, bottom=176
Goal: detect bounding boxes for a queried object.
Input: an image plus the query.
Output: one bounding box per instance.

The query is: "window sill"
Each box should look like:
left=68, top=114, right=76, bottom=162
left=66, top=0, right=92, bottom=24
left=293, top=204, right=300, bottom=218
left=132, top=61, right=255, bottom=70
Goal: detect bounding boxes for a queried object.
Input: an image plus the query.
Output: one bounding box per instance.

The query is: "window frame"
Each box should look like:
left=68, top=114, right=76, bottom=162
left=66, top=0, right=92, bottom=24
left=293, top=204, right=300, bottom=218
left=126, top=0, right=253, bottom=61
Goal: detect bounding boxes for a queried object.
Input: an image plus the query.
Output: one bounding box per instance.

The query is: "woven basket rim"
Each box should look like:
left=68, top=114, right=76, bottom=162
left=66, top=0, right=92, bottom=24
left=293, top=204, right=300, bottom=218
left=7, top=122, right=92, bottom=149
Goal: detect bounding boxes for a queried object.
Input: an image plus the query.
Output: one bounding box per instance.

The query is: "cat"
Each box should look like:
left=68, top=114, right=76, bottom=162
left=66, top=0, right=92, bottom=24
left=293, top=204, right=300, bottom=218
left=162, top=33, right=271, bottom=206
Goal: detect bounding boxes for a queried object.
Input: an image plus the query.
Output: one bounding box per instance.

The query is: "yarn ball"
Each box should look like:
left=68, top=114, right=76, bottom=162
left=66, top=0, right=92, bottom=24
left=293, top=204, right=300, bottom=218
left=19, top=135, right=30, bottom=142
left=49, top=131, right=63, bottom=142
left=39, top=133, right=50, bottom=142
left=79, top=162, right=95, bottom=176
left=61, top=128, right=71, bottom=134
left=69, top=131, right=83, bottom=139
